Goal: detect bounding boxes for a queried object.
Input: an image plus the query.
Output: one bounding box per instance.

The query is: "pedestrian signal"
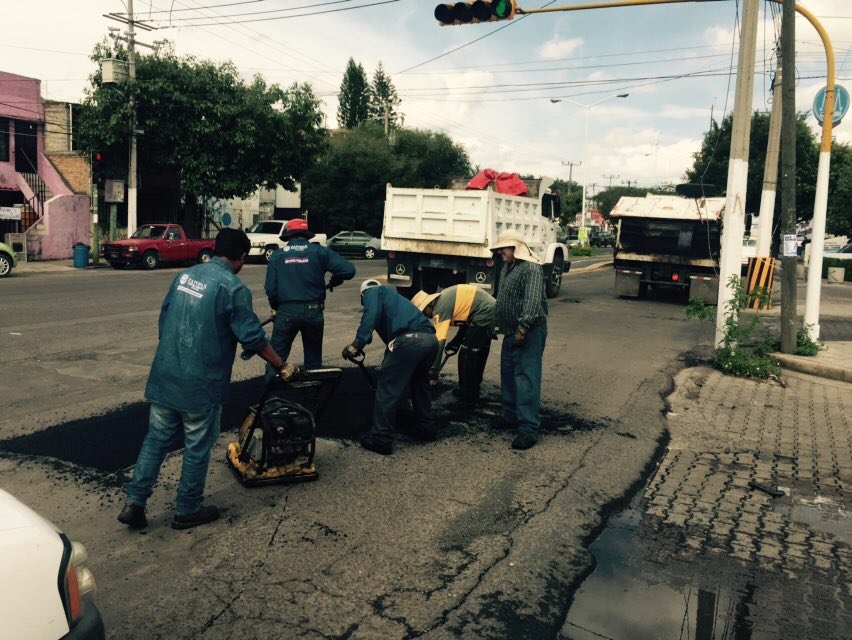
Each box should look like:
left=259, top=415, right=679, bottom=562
left=434, top=0, right=517, bottom=25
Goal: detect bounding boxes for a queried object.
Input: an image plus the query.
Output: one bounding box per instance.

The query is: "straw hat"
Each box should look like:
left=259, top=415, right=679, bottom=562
left=490, top=230, right=543, bottom=265
left=411, top=290, right=441, bottom=311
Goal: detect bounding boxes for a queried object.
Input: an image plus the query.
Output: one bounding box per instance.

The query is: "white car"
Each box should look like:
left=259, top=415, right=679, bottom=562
left=245, top=220, right=327, bottom=263
left=0, top=489, right=104, bottom=640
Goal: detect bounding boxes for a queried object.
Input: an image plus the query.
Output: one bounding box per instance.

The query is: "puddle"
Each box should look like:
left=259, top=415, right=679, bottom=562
left=773, top=495, right=852, bottom=546
left=561, top=496, right=756, bottom=640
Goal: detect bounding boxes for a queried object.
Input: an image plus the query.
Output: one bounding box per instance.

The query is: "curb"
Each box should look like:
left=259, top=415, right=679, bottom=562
left=773, top=353, right=852, bottom=384
left=570, top=260, right=613, bottom=274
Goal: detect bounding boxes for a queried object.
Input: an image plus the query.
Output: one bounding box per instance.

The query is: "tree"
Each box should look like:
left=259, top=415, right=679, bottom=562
left=391, top=128, right=470, bottom=188
left=550, top=178, right=582, bottom=226
left=826, top=143, right=852, bottom=236
left=592, top=185, right=649, bottom=218
left=338, top=58, right=370, bottom=129
left=302, top=124, right=472, bottom=235
left=368, top=62, right=402, bottom=133
left=77, top=39, right=326, bottom=221
left=684, top=111, right=819, bottom=222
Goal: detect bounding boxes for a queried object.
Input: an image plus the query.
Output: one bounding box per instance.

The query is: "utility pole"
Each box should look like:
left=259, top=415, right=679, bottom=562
left=561, top=161, right=581, bottom=185
left=779, top=0, right=797, bottom=353
left=126, top=0, right=138, bottom=237
left=622, top=179, right=634, bottom=189
left=603, top=174, right=619, bottom=188
left=383, top=98, right=390, bottom=138
left=714, top=0, right=759, bottom=348
left=756, top=58, right=782, bottom=257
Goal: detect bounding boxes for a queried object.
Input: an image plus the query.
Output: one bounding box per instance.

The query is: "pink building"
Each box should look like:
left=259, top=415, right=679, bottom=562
left=0, top=70, right=90, bottom=260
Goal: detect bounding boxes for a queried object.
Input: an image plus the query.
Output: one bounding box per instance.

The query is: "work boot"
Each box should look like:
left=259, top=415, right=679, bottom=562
left=360, top=434, right=393, bottom=456
left=511, top=433, right=538, bottom=450
left=171, top=504, right=220, bottom=530
left=408, top=425, right=438, bottom=443
left=117, top=502, right=147, bottom=529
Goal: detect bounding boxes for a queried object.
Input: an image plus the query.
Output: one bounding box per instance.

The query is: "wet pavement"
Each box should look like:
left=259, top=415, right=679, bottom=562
left=562, top=366, right=852, bottom=640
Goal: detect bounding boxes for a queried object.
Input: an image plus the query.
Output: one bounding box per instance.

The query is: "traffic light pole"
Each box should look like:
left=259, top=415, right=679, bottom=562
left=127, top=0, right=138, bottom=237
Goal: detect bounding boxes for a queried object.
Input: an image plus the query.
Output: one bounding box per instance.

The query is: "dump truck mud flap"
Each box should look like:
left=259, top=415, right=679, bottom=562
left=688, top=274, right=719, bottom=304
left=615, top=268, right=642, bottom=297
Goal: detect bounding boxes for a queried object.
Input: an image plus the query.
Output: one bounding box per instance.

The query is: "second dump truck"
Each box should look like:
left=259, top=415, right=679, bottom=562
left=612, top=194, right=726, bottom=303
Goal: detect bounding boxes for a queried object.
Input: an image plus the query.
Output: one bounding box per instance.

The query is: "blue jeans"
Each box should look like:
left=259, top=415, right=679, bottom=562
left=268, top=302, right=324, bottom=374
left=500, top=320, right=547, bottom=438
left=125, top=402, right=221, bottom=515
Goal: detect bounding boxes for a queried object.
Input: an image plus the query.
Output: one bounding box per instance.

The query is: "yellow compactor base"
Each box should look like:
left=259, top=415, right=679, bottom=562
left=226, top=441, right=318, bottom=486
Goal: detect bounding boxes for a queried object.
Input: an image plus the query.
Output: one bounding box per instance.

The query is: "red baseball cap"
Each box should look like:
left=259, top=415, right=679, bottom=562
left=285, top=218, right=314, bottom=238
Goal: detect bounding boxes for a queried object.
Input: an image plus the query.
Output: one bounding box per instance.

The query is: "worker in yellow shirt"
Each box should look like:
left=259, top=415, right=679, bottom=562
left=412, top=284, right=496, bottom=405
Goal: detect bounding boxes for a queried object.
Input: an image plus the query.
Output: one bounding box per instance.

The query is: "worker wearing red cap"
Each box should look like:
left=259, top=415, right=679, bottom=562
left=264, top=218, right=356, bottom=369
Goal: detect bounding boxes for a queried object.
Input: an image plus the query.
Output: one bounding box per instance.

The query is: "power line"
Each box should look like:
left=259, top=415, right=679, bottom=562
left=143, top=0, right=266, bottom=13
left=153, top=0, right=399, bottom=26
left=147, top=0, right=357, bottom=21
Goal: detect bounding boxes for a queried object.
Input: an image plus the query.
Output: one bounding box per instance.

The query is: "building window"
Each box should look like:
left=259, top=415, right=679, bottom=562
left=0, top=118, right=9, bottom=162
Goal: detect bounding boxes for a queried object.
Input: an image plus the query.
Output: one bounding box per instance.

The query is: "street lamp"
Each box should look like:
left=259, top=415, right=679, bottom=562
left=551, top=93, right=629, bottom=237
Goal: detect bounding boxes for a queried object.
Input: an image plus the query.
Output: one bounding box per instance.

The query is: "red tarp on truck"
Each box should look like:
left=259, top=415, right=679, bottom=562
left=465, top=169, right=529, bottom=196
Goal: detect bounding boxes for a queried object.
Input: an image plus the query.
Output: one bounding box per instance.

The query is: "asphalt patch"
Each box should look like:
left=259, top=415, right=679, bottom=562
left=0, top=367, right=378, bottom=473
left=0, top=373, right=609, bottom=475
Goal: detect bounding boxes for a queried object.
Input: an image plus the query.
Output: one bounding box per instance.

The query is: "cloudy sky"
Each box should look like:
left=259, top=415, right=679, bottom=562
left=3, top=0, right=851, bottom=189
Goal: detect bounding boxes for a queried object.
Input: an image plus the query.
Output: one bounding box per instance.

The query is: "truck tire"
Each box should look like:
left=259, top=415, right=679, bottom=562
left=264, top=245, right=278, bottom=264
left=109, top=260, right=125, bottom=270
left=143, top=251, right=160, bottom=270
left=198, top=249, right=213, bottom=263
left=545, top=255, right=564, bottom=299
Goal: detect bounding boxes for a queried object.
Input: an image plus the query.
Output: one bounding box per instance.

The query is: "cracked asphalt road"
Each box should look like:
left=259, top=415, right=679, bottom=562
left=0, top=261, right=705, bottom=638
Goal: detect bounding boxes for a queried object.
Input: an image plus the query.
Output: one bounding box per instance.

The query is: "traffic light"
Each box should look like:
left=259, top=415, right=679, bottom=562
left=434, top=0, right=517, bottom=26
left=92, top=150, right=105, bottom=186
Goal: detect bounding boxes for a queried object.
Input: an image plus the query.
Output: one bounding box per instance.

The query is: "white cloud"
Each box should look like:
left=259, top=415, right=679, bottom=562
left=537, top=36, right=584, bottom=61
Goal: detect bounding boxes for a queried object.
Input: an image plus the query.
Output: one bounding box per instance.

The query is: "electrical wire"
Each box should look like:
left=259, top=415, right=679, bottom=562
left=152, top=0, right=399, bottom=26
left=149, top=0, right=357, bottom=21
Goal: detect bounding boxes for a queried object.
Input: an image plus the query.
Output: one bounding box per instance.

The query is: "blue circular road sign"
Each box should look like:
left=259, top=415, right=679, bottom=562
left=221, top=212, right=232, bottom=227
left=813, top=85, right=849, bottom=126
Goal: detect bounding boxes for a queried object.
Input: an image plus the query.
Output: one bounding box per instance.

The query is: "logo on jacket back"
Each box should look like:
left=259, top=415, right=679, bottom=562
left=177, top=273, right=208, bottom=299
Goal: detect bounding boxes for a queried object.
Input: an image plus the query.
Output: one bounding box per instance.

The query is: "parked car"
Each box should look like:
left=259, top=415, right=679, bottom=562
left=561, top=234, right=580, bottom=248
left=826, top=243, right=852, bottom=260
left=589, top=231, right=615, bottom=247
left=101, top=224, right=215, bottom=270
left=327, top=231, right=382, bottom=259
left=0, top=489, right=105, bottom=640
left=0, top=239, right=17, bottom=278
left=245, top=220, right=327, bottom=264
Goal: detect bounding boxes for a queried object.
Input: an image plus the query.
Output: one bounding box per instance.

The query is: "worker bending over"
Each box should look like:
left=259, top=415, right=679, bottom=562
left=343, top=280, right=438, bottom=455
left=412, top=284, right=495, bottom=406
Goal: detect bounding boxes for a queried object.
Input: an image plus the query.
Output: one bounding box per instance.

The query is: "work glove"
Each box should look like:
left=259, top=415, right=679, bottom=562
left=444, top=337, right=463, bottom=356
left=514, top=328, right=526, bottom=347
left=342, top=343, right=363, bottom=361
left=327, top=276, right=345, bottom=292
left=428, top=372, right=440, bottom=387
left=278, top=363, right=299, bottom=382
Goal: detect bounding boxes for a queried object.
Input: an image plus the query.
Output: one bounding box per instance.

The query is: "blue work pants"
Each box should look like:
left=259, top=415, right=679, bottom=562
left=269, top=302, right=324, bottom=371
left=125, top=402, right=221, bottom=515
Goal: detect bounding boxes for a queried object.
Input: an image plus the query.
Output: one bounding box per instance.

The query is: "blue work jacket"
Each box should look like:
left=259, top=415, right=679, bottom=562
left=354, top=286, right=435, bottom=349
left=265, top=238, right=356, bottom=308
left=145, top=258, right=269, bottom=412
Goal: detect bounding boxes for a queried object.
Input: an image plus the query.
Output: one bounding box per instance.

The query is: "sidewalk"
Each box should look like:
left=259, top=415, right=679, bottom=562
left=15, top=259, right=108, bottom=273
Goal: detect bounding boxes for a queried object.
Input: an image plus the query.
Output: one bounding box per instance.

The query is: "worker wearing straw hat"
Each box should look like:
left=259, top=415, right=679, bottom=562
left=489, top=230, right=548, bottom=450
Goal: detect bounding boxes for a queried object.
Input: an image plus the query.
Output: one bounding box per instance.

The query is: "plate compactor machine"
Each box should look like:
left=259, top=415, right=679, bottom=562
left=227, top=367, right=343, bottom=486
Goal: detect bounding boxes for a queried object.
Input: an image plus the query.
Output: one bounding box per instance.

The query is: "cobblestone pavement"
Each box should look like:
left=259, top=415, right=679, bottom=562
left=563, top=367, right=851, bottom=640
left=646, top=368, right=850, bottom=638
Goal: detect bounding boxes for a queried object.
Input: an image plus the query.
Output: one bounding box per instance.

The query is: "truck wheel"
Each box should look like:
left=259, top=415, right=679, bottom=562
left=264, top=246, right=277, bottom=264
left=198, top=249, right=213, bottom=263
left=364, top=247, right=377, bottom=260
left=143, top=251, right=160, bottom=270
left=109, top=261, right=125, bottom=270
left=545, top=255, right=564, bottom=298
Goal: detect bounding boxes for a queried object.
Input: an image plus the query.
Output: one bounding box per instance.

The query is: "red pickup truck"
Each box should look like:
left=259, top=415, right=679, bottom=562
left=102, top=224, right=215, bottom=270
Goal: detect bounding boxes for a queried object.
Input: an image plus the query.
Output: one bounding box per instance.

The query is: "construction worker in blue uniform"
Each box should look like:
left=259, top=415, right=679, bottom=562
left=343, top=280, right=438, bottom=455
left=265, top=218, right=356, bottom=370
left=118, top=229, right=296, bottom=531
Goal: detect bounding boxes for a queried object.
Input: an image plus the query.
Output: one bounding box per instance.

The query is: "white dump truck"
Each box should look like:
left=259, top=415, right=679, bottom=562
left=380, top=178, right=570, bottom=297
left=612, top=193, right=726, bottom=303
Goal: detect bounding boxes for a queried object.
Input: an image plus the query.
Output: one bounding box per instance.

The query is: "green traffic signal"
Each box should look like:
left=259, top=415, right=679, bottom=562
left=434, top=0, right=516, bottom=25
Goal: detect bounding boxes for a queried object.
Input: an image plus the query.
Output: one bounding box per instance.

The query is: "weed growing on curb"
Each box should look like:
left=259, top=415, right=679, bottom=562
left=685, top=275, right=780, bottom=379
left=794, top=324, right=820, bottom=356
